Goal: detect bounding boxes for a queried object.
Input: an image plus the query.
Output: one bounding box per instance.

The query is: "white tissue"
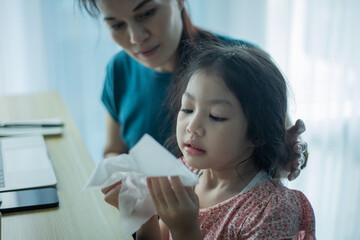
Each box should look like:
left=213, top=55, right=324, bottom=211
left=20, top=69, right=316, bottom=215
left=83, top=134, right=198, bottom=237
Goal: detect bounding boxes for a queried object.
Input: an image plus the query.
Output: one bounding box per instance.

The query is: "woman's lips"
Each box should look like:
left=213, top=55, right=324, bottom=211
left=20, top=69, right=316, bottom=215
left=184, top=143, right=206, bottom=156
left=138, top=45, right=159, bottom=57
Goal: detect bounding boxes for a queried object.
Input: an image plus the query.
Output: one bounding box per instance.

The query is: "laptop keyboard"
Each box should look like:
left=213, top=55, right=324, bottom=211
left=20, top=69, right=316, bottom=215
left=0, top=142, right=5, bottom=188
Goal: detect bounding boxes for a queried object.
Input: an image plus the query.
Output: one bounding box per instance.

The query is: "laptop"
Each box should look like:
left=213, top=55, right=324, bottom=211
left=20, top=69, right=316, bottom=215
left=0, top=135, right=57, bottom=192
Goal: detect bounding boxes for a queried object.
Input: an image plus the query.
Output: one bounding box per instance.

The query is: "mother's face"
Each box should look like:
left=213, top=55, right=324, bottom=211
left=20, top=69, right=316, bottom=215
left=97, top=0, right=184, bottom=72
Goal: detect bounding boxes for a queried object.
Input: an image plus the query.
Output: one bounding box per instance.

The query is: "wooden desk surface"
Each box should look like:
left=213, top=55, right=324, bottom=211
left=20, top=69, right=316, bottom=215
left=0, top=92, right=130, bottom=240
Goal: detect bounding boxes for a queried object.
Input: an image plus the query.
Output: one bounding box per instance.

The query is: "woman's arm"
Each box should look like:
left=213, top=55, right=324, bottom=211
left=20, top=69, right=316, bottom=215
left=101, top=180, right=122, bottom=208
left=135, top=216, right=170, bottom=240
left=104, top=112, right=129, bottom=158
left=136, top=215, right=162, bottom=240
left=100, top=112, right=128, bottom=208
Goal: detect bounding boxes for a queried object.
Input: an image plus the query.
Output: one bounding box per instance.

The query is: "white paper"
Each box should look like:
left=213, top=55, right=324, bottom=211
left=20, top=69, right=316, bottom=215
left=83, top=134, right=198, bottom=237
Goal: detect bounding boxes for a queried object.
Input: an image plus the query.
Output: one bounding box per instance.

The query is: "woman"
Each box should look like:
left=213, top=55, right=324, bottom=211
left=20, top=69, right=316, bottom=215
left=78, top=0, right=307, bottom=199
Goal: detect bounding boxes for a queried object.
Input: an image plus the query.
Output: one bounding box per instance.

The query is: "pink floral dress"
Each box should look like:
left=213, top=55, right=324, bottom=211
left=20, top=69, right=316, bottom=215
left=170, top=159, right=315, bottom=240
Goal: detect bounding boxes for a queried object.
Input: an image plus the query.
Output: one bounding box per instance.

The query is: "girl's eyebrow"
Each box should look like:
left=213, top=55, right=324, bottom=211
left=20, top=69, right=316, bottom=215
left=183, top=92, right=234, bottom=108
left=103, top=0, right=152, bottom=21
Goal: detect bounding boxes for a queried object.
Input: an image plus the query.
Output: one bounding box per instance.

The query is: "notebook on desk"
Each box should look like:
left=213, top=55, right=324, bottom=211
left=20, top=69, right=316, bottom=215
left=0, top=118, right=64, bottom=137
left=0, top=135, right=57, bottom=192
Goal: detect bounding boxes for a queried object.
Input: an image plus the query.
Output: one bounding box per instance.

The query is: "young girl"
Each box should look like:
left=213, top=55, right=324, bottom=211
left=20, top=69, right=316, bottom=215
left=140, top=44, right=315, bottom=239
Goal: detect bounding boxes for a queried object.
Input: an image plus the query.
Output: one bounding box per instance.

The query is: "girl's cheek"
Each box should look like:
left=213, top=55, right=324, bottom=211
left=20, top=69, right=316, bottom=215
left=176, top=119, right=189, bottom=143
left=177, top=112, right=186, bottom=123
left=178, top=115, right=190, bottom=129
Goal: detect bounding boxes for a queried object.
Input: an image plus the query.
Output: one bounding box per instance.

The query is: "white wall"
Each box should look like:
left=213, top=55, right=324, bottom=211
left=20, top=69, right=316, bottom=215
left=0, top=0, right=119, bottom=161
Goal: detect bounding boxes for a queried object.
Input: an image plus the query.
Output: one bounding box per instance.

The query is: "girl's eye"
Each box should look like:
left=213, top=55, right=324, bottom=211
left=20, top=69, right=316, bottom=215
left=110, top=22, right=125, bottom=31
left=138, top=8, right=157, bottom=20
left=210, top=114, right=227, bottom=122
left=180, top=108, right=193, bottom=114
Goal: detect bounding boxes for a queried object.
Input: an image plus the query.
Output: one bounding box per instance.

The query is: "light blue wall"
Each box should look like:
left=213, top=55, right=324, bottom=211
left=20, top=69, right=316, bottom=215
left=38, top=1, right=118, bottom=162
left=188, top=0, right=267, bottom=47
left=0, top=1, right=118, bottom=162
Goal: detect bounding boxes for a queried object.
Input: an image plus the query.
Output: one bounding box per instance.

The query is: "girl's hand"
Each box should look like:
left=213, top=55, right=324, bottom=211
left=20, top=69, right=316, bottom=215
left=147, top=176, right=202, bottom=239
left=101, top=180, right=122, bottom=209
left=286, top=119, right=308, bottom=181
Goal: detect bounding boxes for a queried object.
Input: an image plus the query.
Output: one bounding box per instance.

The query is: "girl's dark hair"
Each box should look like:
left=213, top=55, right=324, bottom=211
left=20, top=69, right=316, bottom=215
left=168, top=43, right=295, bottom=178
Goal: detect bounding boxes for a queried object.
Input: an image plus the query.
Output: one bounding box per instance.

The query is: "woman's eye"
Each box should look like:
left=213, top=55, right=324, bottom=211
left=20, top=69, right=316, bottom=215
left=210, top=114, right=227, bottom=122
left=180, top=108, right=193, bottom=114
left=138, top=8, right=157, bottom=20
left=110, top=22, right=125, bottom=31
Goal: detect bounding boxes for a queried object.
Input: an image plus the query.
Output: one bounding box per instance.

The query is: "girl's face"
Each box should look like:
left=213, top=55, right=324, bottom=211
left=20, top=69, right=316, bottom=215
left=96, top=0, right=183, bottom=72
left=176, top=71, right=254, bottom=171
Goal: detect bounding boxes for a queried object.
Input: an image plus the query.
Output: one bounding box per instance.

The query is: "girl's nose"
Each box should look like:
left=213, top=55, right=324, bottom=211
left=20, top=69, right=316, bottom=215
left=128, top=23, right=149, bottom=44
left=186, top=115, right=205, bottom=137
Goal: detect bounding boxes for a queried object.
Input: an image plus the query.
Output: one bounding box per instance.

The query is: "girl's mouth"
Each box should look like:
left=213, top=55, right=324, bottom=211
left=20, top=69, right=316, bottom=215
left=184, top=143, right=206, bottom=156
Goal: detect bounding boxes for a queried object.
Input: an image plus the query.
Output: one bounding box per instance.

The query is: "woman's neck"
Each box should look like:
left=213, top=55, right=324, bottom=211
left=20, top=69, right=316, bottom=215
left=154, top=50, right=178, bottom=73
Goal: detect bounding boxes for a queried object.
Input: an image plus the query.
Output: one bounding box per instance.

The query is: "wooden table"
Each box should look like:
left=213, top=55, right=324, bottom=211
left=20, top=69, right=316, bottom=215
left=0, top=92, right=130, bottom=240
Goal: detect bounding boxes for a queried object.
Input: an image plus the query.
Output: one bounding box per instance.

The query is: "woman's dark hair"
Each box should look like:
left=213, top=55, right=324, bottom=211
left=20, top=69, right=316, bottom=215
left=168, top=43, right=295, bottom=178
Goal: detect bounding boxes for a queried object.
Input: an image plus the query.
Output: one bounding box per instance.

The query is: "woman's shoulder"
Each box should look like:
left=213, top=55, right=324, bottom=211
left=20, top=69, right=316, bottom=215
left=107, top=50, right=170, bottom=77
left=105, top=50, right=154, bottom=80
left=107, top=50, right=135, bottom=69
left=214, top=33, right=258, bottom=48
left=194, top=30, right=259, bottom=49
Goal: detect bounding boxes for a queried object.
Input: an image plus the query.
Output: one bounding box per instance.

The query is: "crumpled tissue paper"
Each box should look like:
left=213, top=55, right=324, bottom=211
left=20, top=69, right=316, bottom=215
left=83, top=134, right=199, bottom=237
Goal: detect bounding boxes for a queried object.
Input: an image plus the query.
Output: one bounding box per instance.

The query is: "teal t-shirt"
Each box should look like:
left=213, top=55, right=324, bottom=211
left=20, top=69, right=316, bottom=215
left=102, top=51, right=172, bottom=148
left=101, top=35, right=256, bottom=149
